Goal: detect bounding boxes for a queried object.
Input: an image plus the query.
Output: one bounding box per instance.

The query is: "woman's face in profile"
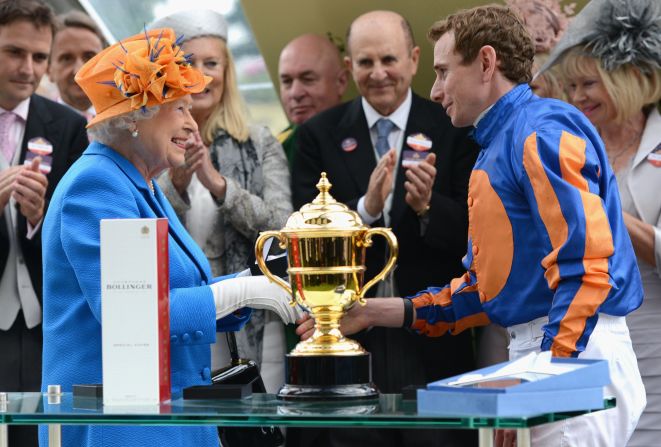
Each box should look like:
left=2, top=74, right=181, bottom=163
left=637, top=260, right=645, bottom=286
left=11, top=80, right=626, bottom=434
left=184, top=37, right=226, bottom=121
left=137, top=96, right=197, bottom=172
left=565, top=61, right=615, bottom=128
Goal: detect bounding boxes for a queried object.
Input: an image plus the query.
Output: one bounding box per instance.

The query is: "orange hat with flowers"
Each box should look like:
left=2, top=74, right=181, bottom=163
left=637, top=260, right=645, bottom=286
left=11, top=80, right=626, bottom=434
left=75, top=27, right=211, bottom=127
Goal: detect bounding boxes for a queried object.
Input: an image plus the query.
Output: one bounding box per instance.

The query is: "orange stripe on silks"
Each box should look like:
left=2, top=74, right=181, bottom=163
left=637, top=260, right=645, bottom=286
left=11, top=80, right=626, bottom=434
left=453, top=312, right=490, bottom=335
left=411, top=289, right=451, bottom=310
left=557, top=132, right=614, bottom=261
left=446, top=275, right=480, bottom=306
left=410, top=284, right=486, bottom=337
left=450, top=272, right=473, bottom=295
left=552, top=131, right=614, bottom=356
left=551, top=281, right=611, bottom=357
left=522, top=133, right=568, bottom=290
left=411, top=290, right=452, bottom=337
left=544, top=264, right=561, bottom=290
left=411, top=319, right=451, bottom=337
left=468, top=170, right=514, bottom=301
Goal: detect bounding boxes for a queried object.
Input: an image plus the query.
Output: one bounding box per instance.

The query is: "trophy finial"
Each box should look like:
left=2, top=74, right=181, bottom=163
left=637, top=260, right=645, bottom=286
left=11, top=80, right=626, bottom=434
left=313, top=172, right=336, bottom=205
left=316, top=172, right=331, bottom=192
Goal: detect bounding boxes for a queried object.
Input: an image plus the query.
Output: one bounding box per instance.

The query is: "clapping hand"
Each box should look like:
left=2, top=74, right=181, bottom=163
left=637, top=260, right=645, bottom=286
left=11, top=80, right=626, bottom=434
left=404, top=152, right=436, bottom=214
left=364, top=149, right=397, bottom=217
left=189, top=131, right=227, bottom=201
left=0, top=165, right=22, bottom=210
left=13, top=157, right=48, bottom=225
left=170, top=132, right=205, bottom=196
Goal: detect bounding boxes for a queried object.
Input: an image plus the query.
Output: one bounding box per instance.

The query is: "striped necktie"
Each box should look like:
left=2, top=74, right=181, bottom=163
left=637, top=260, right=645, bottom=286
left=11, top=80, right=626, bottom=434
left=374, top=118, right=395, bottom=157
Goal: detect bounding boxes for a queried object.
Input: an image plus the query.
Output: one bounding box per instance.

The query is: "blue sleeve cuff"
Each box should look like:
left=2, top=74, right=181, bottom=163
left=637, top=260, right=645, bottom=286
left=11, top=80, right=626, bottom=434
left=217, top=308, right=252, bottom=332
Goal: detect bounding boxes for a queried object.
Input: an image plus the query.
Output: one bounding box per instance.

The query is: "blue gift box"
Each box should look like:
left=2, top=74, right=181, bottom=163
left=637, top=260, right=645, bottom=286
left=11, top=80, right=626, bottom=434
left=417, top=356, right=610, bottom=417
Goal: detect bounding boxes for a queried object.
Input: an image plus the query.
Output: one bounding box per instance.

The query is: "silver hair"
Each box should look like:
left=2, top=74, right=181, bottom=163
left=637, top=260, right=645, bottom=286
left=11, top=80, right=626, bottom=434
left=589, top=0, right=661, bottom=72
left=87, top=106, right=160, bottom=145
left=540, top=0, right=661, bottom=75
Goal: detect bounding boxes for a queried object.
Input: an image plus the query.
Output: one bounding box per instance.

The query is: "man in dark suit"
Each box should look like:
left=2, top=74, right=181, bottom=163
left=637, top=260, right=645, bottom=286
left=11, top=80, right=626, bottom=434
left=277, top=33, right=348, bottom=168
left=0, top=1, right=87, bottom=445
left=290, top=10, right=479, bottom=447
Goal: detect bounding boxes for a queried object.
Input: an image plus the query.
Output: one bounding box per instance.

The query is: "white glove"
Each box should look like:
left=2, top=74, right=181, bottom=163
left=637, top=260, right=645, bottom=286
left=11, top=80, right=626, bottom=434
left=210, top=275, right=304, bottom=324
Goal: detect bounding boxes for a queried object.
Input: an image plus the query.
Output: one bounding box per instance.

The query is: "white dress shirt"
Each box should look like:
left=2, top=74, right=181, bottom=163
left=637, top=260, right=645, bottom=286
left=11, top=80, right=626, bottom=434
left=0, top=97, right=42, bottom=330
left=357, top=89, right=413, bottom=226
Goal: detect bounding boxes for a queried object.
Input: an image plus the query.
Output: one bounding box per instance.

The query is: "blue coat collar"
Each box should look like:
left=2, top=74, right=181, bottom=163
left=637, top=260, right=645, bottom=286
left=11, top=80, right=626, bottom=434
left=86, top=142, right=153, bottom=194
left=473, top=84, right=532, bottom=148
left=86, top=141, right=212, bottom=283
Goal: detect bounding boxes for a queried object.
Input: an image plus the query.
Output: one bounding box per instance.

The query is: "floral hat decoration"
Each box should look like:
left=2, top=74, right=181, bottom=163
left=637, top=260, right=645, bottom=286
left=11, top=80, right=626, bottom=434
left=505, top=0, right=575, bottom=54
left=75, top=27, right=211, bottom=127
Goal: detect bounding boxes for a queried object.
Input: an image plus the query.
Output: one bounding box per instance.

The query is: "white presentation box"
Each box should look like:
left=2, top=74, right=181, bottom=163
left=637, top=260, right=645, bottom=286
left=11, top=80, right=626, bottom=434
left=100, top=218, right=171, bottom=406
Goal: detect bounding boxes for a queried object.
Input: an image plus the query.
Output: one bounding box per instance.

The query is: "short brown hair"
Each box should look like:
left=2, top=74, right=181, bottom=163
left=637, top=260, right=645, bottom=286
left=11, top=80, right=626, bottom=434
left=428, top=4, right=534, bottom=84
left=0, top=0, right=55, bottom=35
left=56, top=10, right=106, bottom=47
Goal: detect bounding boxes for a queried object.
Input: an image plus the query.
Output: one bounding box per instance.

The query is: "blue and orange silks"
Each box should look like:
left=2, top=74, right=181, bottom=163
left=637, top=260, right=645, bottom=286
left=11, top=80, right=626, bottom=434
left=408, top=84, right=642, bottom=357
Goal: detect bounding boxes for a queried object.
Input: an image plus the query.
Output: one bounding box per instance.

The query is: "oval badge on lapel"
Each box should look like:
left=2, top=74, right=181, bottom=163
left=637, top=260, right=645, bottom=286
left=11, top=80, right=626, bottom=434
left=406, top=133, right=432, bottom=152
left=25, top=137, right=53, bottom=174
left=647, top=143, right=661, bottom=167
left=341, top=137, right=357, bottom=152
left=27, top=137, right=53, bottom=156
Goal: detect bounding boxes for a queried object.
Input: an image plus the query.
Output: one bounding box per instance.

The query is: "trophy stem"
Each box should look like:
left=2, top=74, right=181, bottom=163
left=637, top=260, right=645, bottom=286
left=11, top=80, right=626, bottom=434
left=290, top=309, right=365, bottom=356
left=313, top=309, right=343, bottom=344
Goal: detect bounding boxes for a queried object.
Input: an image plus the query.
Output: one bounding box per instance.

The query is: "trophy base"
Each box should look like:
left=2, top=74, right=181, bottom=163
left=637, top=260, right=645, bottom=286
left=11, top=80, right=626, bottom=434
left=277, top=353, right=379, bottom=401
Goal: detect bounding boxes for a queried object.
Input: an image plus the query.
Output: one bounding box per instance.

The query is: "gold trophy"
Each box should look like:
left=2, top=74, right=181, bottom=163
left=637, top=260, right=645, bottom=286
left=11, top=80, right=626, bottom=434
left=255, top=173, right=397, bottom=400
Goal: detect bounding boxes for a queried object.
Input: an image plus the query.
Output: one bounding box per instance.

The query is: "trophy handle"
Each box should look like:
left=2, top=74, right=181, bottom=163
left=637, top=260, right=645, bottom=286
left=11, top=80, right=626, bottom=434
left=357, top=227, right=398, bottom=304
left=255, top=231, right=293, bottom=303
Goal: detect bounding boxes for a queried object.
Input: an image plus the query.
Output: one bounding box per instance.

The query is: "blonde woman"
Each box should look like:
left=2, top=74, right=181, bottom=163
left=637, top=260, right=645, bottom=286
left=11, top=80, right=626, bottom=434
left=560, top=48, right=661, bottom=447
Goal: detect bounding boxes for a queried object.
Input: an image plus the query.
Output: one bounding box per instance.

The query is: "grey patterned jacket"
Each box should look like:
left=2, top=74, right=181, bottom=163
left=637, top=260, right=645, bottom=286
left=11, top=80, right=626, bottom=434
left=158, top=124, right=292, bottom=363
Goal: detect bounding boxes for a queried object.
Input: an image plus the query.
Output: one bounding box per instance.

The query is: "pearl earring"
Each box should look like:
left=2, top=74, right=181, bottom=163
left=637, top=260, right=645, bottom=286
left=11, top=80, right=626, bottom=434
left=131, top=128, right=139, bottom=138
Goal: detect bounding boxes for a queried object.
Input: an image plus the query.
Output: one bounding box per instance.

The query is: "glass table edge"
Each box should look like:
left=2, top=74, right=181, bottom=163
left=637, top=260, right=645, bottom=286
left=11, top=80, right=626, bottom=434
left=0, top=393, right=615, bottom=429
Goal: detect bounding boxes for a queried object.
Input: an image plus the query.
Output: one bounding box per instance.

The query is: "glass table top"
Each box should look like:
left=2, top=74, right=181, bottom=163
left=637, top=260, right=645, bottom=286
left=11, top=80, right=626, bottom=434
left=0, top=393, right=614, bottom=429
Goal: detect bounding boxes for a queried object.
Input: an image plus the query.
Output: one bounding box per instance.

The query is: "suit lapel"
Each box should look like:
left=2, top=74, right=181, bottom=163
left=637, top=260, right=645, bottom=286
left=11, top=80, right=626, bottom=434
left=335, top=99, right=377, bottom=195
left=20, top=96, right=56, bottom=164
left=632, top=108, right=661, bottom=169
left=21, top=96, right=67, bottom=200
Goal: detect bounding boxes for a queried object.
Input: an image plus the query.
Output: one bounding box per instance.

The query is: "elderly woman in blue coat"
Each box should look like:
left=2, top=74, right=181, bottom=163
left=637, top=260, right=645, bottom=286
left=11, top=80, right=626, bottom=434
left=39, top=28, right=301, bottom=447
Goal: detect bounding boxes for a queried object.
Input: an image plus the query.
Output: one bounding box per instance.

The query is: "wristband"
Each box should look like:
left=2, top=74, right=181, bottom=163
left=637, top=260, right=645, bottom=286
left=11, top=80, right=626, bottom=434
left=402, top=298, right=414, bottom=328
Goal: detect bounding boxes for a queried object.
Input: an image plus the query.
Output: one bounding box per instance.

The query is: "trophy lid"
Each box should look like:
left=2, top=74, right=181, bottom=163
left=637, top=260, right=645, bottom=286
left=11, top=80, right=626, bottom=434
left=282, top=173, right=367, bottom=235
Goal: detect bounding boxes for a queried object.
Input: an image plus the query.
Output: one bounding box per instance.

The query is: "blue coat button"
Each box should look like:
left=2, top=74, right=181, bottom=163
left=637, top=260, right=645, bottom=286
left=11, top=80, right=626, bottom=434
left=182, top=333, right=191, bottom=343
left=170, top=335, right=178, bottom=344
left=194, top=330, right=203, bottom=339
left=202, top=367, right=211, bottom=381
